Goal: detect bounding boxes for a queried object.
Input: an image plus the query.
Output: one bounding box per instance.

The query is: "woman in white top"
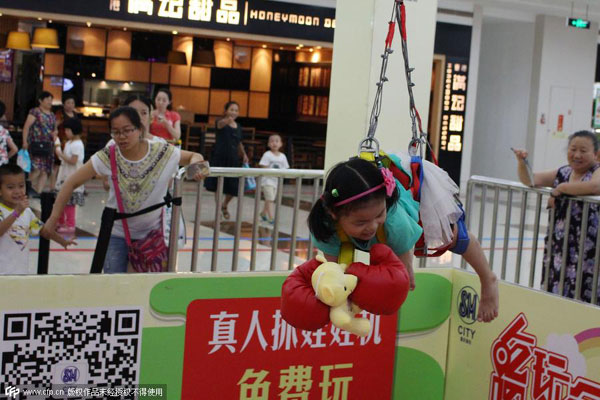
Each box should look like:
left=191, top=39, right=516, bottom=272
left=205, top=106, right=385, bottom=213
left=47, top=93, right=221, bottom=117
left=46, top=106, right=208, bottom=273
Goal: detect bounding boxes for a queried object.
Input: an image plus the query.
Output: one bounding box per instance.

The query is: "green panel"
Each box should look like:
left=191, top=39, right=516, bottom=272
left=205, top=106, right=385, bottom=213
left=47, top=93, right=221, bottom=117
left=393, top=346, right=445, bottom=400
left=150, top=275, right=287, bottom=316
left=139, top=326, right=186, bottom=399
left=399, top=273, right=452, bottom=333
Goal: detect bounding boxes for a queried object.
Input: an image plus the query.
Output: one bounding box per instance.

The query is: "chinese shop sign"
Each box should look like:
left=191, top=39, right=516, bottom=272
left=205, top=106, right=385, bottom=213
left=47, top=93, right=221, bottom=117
left=489, top=313, right=600, bottom=400
left=181, top=297, right=398, bottom=399
left=0, top=0, right=335, bottom=42
left=440, top=61, right=467, bottom=153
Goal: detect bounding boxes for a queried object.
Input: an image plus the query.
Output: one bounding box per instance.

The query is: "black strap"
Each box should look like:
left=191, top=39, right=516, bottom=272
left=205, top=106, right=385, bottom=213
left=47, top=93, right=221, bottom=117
left=113, top=193, right=182, bottom=220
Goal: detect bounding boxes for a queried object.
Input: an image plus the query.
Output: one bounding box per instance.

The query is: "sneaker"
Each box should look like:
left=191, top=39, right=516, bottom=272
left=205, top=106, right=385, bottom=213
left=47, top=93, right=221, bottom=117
left=260, top=213, right=269, bottom=222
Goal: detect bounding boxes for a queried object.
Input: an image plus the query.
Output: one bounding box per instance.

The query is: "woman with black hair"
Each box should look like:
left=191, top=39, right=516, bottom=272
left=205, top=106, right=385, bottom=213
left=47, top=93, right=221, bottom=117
left=47, top=106, right=208, bottom=273
left=22, top=91, right=57, bottom=195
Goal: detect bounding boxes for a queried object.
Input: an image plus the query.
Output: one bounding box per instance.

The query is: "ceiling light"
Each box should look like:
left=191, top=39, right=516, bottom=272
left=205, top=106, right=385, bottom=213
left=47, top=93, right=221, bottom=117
left=316, top=46, right=322, bottom=49
left=6, top=31, right=31, bottom=50
left=91, top=72, right=96, bottom=78
left=86, top=21, right=92, bottom=27
left=0, top=13, right=3, bottom=17
left=309, top=48, right=314, bottom=52
left=298, top=44, right=304, bottom=48
left=279, top=46, right=284, bottom=50
left=31, top=28, right=59, bottom=49
left=76, top=72, right=80, bottom=76
left=48, top=20, right=52, bottom=23
left=262, top=44, right=267, bottom=49
left=37, top=17, right=42, bottom=21
left=226, top=37, right=231, bottom=41
left=172, top=30, right=178, bottom=35
left=123, top=27, right=127, bottom=31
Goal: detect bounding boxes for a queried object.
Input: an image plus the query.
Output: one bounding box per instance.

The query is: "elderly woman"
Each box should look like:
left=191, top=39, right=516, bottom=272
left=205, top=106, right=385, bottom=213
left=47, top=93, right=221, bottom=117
left=22, top=91, right=57, bottom=195
left=47, top=106, right=208, bottom=273
left=514, top=130, right=600, bottom=302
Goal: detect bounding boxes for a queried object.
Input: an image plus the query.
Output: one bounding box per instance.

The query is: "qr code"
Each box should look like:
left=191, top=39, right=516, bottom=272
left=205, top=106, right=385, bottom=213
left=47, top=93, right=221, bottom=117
left=1, top=307, right=142, bottom=399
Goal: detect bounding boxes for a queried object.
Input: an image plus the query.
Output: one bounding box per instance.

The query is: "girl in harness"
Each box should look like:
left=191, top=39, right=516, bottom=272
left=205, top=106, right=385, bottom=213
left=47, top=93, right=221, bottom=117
left=308, top=157, right=499, bottom=322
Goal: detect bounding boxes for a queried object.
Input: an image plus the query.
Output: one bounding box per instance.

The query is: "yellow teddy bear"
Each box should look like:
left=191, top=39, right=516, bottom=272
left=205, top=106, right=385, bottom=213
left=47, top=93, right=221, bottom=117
left=311, top=253, right=371, bottom=337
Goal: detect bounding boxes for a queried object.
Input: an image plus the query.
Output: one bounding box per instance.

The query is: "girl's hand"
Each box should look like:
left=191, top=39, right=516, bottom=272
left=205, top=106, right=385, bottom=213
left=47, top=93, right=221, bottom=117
left=406, top=264, right=416, bottom=291
left=61, top=238, right=77, bottom=249
left=15, top=196, right=29, bottom=215
left=187, top=161, right=210, bottom=181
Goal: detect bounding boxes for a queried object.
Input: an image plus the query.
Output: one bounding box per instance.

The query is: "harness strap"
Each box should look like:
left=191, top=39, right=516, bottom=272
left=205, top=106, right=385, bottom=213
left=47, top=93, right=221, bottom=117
left=337, top=224, right=386, bottom=264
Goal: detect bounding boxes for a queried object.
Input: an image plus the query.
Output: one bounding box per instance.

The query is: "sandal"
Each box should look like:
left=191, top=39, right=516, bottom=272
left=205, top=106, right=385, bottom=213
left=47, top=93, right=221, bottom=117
left=221, top=206, right=230, bottom=220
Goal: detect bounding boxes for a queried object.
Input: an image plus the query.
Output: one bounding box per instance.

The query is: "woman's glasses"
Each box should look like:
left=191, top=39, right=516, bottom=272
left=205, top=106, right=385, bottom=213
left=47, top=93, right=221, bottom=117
left=110, top=126, right=137, bottom=138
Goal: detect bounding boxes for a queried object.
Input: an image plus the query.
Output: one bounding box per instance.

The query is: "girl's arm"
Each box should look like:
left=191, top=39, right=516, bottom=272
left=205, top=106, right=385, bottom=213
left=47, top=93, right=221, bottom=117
left=216, top=117, right=231, bottom=130
left=6, top=137, right=17, bottom=159
left=397, top=250, right=415, bottom=290
left=40, top=226, right=76, bottom=248
left=179, top=149, right=204, bottom=166
left=46, top=161, right=97, bottom=232
left=163, top=119, right=181, bottom=140
left=21, top=114, right=35, bottom=150
left=239, top=142, right=249, bottom=164
left=555, top=169, right=600, bottom=196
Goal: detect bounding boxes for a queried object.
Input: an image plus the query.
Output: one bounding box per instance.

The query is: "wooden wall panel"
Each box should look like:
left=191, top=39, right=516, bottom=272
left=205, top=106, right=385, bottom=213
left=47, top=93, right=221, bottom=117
left=105, top=59, right=150, bottom=82
left=230, top=91, right=248, bottom=117
left=66, top=26, right=106, bottom=57
left=233, top=46, right=251, bottom=70
left=44, top=53, right=64, bottom=76
left=107, top=30, right=132, bottom=59
left=171, top=35, right=193, bottom=86
left=248, top=92, right=269, bottom=119
left=171, top=87, right=209, bottom=114
left=191, top=66, right=210, bottom=88
left=151, top=63, right=169, bottom=84
left=209, top=89, right=230, bottom=115
left=214, top=40, right=232, bottom=68
left=295, top=48, right=333, bottom=63
left=43, top=77, right=63, bottom=101
left=250, top=48, right=272, bottom=92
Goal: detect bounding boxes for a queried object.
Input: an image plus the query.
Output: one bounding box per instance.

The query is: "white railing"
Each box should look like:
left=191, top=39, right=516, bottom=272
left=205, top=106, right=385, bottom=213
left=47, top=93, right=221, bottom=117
left=464, top=175, right=600, bottom=305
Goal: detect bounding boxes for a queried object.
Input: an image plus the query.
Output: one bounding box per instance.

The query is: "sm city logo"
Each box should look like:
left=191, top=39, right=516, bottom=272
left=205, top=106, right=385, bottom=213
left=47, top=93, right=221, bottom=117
left=457, top=286, right=479, bottom=345
left=62, top=366, right=80, bottom=384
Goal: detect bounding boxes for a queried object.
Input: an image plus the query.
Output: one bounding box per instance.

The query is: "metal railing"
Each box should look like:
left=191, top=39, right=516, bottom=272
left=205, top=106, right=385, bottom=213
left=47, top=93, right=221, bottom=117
left=167, top=167, right=324, bottom=273
left=463, top=175, right=600, bottom=305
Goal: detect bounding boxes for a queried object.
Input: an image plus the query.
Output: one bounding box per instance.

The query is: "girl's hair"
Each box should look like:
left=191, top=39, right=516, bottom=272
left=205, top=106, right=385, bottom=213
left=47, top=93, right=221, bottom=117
left=224, top=101, right=239, bottom=113
left=109, top=106, right=142, bottom=130
left=155, top=88, right=172, bottom=110
left=38, top=91, right=53, bottom=102
left=308, top=158, right=399, bottom=242
left=124, top=94, right=152, bottom=111
left=63, top=118, right=82, bottom=135
left=569, top=130, right=599, bottom=152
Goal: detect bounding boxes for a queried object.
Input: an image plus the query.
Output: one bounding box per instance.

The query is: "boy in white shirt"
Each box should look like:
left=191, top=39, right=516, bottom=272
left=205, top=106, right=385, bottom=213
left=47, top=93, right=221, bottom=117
left=259, top=134, right=289, bottom=224
left=0, top=164, right=75, bottom=274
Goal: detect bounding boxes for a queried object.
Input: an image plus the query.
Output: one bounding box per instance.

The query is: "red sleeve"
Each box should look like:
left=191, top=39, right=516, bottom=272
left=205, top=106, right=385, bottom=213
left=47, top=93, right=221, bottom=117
left=168, top=110, right=181, bottom=122
left=281, top=258, right=330, bottom=331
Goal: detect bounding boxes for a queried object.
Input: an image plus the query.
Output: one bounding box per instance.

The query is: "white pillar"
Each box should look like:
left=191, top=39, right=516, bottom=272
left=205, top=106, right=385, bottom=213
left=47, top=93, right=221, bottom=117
left=459, top=4, right=482, bottom=191
left=325, top=0, right=438, bottom=170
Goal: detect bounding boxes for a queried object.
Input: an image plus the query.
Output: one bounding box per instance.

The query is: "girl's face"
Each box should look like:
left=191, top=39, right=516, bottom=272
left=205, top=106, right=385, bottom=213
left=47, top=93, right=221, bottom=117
left=64, top=98, right=75, bottom=113
left=334, top=197, right=387, bottom=241
left=64, top=127, right=74, bottom=140
left=567, top=137, right=597, bottom=174
left=128, top=99, right=151, bottom=133
left=110, top=114, right=142, bottom=152
left=39, top=96, right=53, bottom=110
left=155, top=91, right=170, bottom=111
left=225, top=103, right=239, bottom=120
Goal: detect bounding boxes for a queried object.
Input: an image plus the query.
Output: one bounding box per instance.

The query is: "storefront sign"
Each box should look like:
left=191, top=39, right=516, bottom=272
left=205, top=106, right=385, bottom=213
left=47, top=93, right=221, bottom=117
left=182, top=297, right=397, bottom=399
left=440, top=60, right=467, bottom=153
left=0, top=0, right=335, bottom=42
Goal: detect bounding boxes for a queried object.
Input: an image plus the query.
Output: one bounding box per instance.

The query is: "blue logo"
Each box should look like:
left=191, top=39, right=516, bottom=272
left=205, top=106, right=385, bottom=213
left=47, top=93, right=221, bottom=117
left=457, top=286, right=479, bottom=325
left=62, top=366, right=80, bottom=383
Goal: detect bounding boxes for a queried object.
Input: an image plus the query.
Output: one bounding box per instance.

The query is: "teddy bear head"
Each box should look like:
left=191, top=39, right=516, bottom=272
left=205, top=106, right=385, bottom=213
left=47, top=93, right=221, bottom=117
left=311, top=255, right=357, bottom=307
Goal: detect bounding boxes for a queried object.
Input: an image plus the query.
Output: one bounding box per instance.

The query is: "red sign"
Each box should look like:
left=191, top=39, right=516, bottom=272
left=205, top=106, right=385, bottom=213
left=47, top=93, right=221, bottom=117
left=558, top=114, right=564, bottom=132
left=181, top=297, right=398, bottom=399
left=489, top=313, right=600, bottom=400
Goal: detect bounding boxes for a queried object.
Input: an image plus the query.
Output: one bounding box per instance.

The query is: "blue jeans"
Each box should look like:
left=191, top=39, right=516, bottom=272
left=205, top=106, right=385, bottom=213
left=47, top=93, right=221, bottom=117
left=103, top=236, right=129, bottom=274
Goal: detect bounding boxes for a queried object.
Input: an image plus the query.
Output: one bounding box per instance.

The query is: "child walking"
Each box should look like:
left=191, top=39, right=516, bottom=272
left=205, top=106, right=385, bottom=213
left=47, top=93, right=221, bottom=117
left=308, top=158, right=499, bottom=322
left=259, top=134, right=289, bottom=224
left=54, top=118, right=85, bottom=234
left=0, top=164, right=75, bottom=274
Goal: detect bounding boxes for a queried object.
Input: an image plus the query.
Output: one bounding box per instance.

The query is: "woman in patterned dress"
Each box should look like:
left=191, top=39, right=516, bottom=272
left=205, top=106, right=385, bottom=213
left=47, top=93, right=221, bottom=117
left=46, top=106, right=209, bottom=273
left=22, top=91, right=57, bottom=194
left=514, top=131, right=600, bottom=302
